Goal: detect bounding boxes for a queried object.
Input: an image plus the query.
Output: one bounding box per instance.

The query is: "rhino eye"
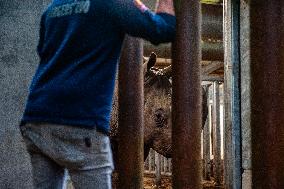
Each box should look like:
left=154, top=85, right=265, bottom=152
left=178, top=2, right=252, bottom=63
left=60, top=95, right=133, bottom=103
left=154, top=108, right=168, bottom=128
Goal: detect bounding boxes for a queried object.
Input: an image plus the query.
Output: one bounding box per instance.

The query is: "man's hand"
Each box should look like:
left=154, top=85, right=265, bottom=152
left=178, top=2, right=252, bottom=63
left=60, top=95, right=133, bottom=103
left=156, top=0, right=175, bottom=16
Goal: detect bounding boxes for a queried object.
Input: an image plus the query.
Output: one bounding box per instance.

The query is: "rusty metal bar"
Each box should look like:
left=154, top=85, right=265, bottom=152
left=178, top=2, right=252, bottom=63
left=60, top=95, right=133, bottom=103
left=250, top=1, right=284, bottom=188
left=172, top=0, right=202, bottom=188
left=118, top=35, right=144, bottom=189
left=143, top=2, right=223, bottom=61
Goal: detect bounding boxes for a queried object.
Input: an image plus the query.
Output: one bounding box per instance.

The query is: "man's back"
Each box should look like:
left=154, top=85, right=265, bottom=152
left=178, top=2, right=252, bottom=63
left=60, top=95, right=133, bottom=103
left=20, top=1, right=176, bottom=188
left=22, top=0, right=176, bottom=134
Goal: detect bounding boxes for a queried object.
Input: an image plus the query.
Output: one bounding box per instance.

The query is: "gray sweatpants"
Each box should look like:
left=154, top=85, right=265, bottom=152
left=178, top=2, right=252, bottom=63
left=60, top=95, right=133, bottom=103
left=20, top=123, right=114, bottom=189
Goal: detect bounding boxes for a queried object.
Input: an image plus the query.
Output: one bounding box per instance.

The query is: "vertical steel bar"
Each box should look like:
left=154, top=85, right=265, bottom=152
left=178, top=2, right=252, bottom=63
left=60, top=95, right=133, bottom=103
left=223, top=0, right=234, bottom=187
left=155, top=152, right=162, bottom=186
left=224, top=0, right=242, bottom=188
left=231, top=1, right=242, bottom=189
left=203, top=118, right=211, bottom=180
left=250, top=1, right=284, bottom=188
left=210, top=103, right=215, bottom=176
left=203, top=86, right=211, bottom=181
left=150, top=150, right=154, bottom=173
left=213, top=82, right=222, bottom=185
left=148, top=151, right=152, bottom=172
left=118, top=35, right=144, bottom=189
left=240, top=1, right=252, bottom=189
left=172, top=0, right=202, bottom=188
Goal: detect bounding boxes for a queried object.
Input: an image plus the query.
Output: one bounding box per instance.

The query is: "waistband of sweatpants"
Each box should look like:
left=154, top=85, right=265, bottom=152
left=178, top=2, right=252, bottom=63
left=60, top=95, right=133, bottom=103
left=20, top=121, right=109, bottom=136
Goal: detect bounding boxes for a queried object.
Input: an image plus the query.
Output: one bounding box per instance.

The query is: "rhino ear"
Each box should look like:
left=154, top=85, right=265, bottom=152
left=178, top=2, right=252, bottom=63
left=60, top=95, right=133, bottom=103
left=147, top=52, right=157, bottom=70
left=143, top=52, right=157, bottom=75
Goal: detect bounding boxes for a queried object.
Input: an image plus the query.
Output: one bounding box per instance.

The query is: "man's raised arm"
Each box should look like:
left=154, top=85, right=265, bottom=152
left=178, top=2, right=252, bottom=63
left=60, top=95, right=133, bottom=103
left=104, top=0, right=176, bottom=45
left=156, top=0, right=175, bottom=16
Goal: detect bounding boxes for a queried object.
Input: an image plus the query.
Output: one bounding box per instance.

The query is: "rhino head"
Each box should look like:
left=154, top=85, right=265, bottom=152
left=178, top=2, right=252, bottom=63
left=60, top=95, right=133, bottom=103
left=143, top=52, right=209, bottom=159
left=110, top=52, right=209, bottom=162
left=143, top=53, right=173, bottom=158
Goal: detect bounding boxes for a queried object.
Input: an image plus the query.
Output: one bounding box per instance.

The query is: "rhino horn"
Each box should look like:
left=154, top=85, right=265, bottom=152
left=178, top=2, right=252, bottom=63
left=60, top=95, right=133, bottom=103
left=162, top=65, right=172, bottom=77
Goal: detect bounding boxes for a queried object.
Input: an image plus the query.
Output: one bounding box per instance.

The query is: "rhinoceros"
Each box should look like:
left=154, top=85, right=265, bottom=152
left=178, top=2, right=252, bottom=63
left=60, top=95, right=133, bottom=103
left=110, top=53, right=209, bottom=164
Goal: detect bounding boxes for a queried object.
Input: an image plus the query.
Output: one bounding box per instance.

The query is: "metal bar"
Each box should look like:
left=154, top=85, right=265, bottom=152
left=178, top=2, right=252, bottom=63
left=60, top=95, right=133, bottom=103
left=143, top=1, right=223, bottom=40
left=202, top=75, right=224, bottom=82
left=223, top=0, right=234, bottom=188
left=210, top=103, right=215, bottom=178
left=149, top=149, right=153, bottom=172
left=240, top=1, right=252, bottom=188
left=164, top=158, right=167, bottom=174
left=212, top=82, right=222, bottom=185
left=201, top=4, right=223, bottom=40
left=144, top=58, right=223, bottom=69
left=118, top=35, right=144, bottom=189
left=231, top=1, right=242, bottom=189
left=144, top=40, right=223, bottom=61
left=203, top=105, right=211, bottom=180
left=161, top=156, right=164, bottom=173
left=250, top=1, right=284, bottom=188
left=155, top=152, right=162, bottom=186
left=172, top=0, right=202, bottom=188
left=150, top=149, right=155, bottom=172
left=223, top=0, right=242, bottom=188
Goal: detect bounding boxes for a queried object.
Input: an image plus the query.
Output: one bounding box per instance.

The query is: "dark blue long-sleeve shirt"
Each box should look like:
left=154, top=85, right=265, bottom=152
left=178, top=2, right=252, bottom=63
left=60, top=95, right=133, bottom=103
left=22, top=0, right=176, bottom=134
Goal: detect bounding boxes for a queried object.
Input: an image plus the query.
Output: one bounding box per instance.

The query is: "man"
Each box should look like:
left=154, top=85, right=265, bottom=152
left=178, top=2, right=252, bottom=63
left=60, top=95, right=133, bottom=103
left=20, top=0, right=175, bottom=188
